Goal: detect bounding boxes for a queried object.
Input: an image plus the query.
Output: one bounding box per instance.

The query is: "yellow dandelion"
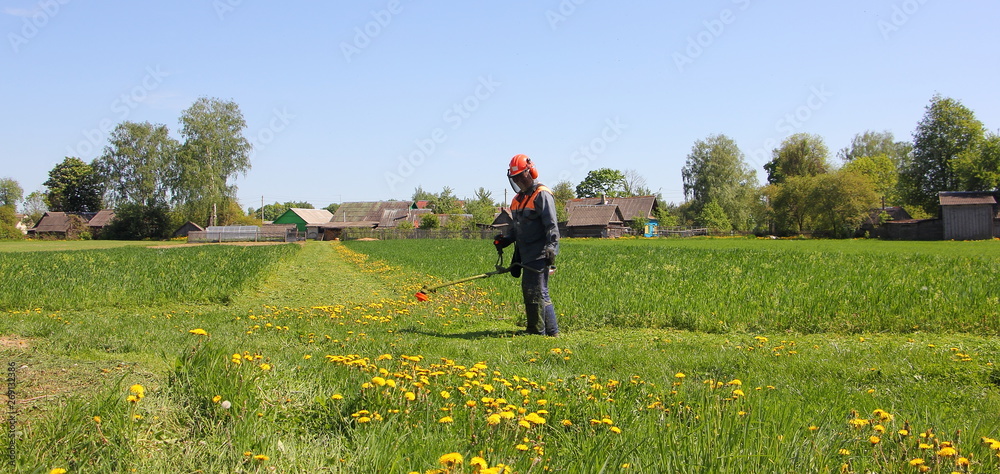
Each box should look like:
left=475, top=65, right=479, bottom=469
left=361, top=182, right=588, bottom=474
left=371, top=376, right=386, bottom=387
left=439, top=452, right=463, bottom=467
left=808, top=425, right=819, bottom=431
left=93, top=416, right=101, bottom=423
left=259, top=363, right=271, bottom=371
left=731, top=389, right=745, bottom=398
left=674, top=372, right=686, bottom=379
left=524, top=413, right=547, bottom=425
left=357, top=416, right=371, bottom=423
left=838, top=448, right=851, bottom=456
left=518, top=419, right=531, bottom=429
left=404, top=391, right=416, bottom=401
left=470, top=457, right=489, bottom=470
left=909, top=458, right=925, bottom=466
left=515, top=444, right=529, bottom=452
left=49, top=470, right=67, bottom=474
left=331, top=393, right=344, bottom=400
left=253, top=454, right=269, bottom=461
left=610, top=426, right=622, bottom=434
left=212, top=395, right=222, bottom=403
left=438, top=416, right=454, bottom=424
left=466, top=400, right=477, bottom=408
left=487, top=413, right=502, bottom=425
left=440, top=391, right=451, bottom=399
left=957, top=457, right=970, bottom=467
left=937, top=446, right=957, bottom=457
left=188, top=328, right=208, bottom=336
left=869, top=436, right=881, bottom=445
left=129, top=384, right=145, bottom=398
left=561, top=419, right=573, bottom=427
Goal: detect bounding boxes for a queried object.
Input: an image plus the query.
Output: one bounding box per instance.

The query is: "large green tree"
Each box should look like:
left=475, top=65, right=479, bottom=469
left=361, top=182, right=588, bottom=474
left=551, top=181, right=576, bottom=222
left=576, top=168, right=626, bottom=198
left=464, top=187, right=498, bottom=226
left=94, top=121, right=179, bottom=208
left=899, top=95, right=986, bottom=215
left=764, top=133, right=831, bottom=185
left=21, top=190, right=47, bottom=223
left=427, top=187, right=461, bottom=215
left=842, top=154, right=900, bottom=207
left=0, top=205, right=23, bottom=240
left=0, top=177, right=23, bottom=208
left=807, top=170, right=879, bottom=237
left=837, top=130, right=912, bottom=165
left=681, top=134, right=761, bottom=232
left=952, top=133, right=1000, bottom=193
left=44, top=157, right=103, bottom=212
left=172, top=97, right=253, bottom=224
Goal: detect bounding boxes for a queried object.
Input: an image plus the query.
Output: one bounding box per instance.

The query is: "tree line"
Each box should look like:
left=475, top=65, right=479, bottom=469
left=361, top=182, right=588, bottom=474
left=679, top=94, right=1000, bottom=237
left=2, top=94, right=995, bottom=240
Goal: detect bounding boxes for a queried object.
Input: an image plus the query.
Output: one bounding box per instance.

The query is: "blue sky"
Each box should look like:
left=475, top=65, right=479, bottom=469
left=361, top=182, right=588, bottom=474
left=3, top=1, right=999, bottom=209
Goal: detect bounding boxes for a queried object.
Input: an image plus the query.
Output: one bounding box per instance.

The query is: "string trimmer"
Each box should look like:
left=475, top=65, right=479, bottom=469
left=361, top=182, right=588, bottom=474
left=414, top=245, right=543, bottom=301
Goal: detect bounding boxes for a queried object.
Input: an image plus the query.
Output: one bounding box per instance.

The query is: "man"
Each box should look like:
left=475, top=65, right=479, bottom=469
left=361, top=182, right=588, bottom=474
left=495, top=154, right=560, bottom=337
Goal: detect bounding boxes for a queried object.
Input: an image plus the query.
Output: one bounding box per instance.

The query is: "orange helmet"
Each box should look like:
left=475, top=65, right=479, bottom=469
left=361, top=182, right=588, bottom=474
left=507, top=154, right=538, bottom=179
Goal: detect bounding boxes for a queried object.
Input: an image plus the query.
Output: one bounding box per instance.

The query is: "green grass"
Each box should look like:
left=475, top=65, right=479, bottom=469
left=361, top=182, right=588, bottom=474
left=345, top=238, right=1000, bottom=334
left=0, top=244, right=300, bottom=310
left=0, top=239, right=189, bottom=253
left=3, top=239, right=1000, bottom=473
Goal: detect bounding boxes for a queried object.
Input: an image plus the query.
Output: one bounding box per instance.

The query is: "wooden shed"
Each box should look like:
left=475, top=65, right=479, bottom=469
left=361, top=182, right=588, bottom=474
left=173, top=221, right=204, bottom=238
left=564, top=204, right=627, bottom=238
left=939, top=191, right=996, bottom=240
left=273, top=208, right=334, bottom=239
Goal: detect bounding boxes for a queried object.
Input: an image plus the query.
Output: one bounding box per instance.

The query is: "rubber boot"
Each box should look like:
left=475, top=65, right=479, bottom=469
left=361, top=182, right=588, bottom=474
left=524, top=303, right=545, bottom=335
left=542, top=303, right=559, bottom=337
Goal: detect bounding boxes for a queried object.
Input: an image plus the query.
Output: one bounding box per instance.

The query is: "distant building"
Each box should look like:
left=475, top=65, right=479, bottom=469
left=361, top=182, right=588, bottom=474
left=27, top=210, right=115, bottom=239
left=564, top=195, right=660, bottom=237
left=273, top=208, right=334, bottom=239
left=939, top=191, right=996, bottom=240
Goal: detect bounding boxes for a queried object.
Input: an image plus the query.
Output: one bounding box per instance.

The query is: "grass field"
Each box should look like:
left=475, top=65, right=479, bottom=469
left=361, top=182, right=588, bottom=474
left=2, top=238, right=999, bottom=473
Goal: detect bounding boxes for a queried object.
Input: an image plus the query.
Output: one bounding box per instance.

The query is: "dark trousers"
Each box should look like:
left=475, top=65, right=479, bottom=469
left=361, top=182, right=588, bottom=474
left=520, top=259, right=558, bottom=336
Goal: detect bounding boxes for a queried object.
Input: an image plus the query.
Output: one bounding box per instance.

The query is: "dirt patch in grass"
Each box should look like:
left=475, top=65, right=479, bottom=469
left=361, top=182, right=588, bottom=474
left=0, top=335, right=31, bottom=350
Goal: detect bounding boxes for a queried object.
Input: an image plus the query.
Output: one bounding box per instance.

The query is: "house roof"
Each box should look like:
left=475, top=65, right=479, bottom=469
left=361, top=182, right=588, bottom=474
left=332, top=201, right=411, bottom=223
left=286, top=208, right=334, bottom=225
left=30, top=212, right=73, bottom=233
left=939, top=191, right=997, bottom=206
left=863, top=207, right=912, bottom=226
left=566, top=205, right=625, bottom=227
left=565, top=195, right=657, bottom=221
left=87, top=209, right=116, bottom=227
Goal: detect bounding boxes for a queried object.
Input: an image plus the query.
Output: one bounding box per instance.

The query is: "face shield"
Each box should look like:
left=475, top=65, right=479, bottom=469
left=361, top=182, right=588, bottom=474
left=508, top=170, right=528, bottom=194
